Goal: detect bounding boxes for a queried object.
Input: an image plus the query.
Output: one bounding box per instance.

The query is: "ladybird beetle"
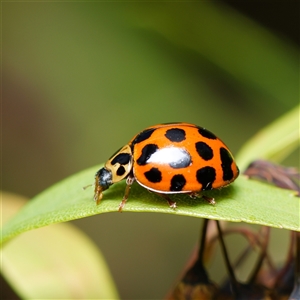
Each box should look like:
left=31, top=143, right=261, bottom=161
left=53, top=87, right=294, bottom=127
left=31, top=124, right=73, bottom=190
left=94, top=122, right=239, bottom=211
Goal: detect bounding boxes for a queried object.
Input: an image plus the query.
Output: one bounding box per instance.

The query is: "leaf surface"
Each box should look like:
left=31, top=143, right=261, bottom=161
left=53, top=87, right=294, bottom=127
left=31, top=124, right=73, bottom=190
left=1, top=193, right=119, bottom=299
left=1, top=168, right=299, bottom=245
left=237, top=105, right=300, bottom=171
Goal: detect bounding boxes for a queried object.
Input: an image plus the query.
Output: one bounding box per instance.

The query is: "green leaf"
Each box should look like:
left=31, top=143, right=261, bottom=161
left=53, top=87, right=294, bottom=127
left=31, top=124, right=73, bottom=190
left=1, top=193, right=119, bottom=299
left=236, top=105, right=300, bottom=171
left=1, top=166, right=299, bottom=246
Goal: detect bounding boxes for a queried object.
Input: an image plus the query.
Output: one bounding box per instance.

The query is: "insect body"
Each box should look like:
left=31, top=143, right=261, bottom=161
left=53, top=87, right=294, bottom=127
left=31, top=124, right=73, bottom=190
left=94, top=123, right=239, bottom=211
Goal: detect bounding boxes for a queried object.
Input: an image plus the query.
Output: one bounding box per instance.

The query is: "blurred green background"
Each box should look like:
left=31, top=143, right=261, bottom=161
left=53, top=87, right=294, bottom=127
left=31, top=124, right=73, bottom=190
left=2, top=1, right=299, bottom=298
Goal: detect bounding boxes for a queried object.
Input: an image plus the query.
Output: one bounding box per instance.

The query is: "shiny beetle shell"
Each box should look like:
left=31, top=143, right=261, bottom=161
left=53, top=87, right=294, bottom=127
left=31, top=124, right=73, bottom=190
left=94, top=122, right=239, bottom=210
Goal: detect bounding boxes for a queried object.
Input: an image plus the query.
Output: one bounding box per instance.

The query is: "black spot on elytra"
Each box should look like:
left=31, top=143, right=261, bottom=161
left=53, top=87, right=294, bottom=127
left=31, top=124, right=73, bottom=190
left=169, top=149, right=191, bottom=169
left=111, top=153, right=131, bottom=165
left=196, top=167, right=216, bottom=190
left=116, top=166, right=126, bottom=176
left=165, top=128, right=186, bottom=142
left=144, top=167, right=162, bottom=183
left=170, top=174, right=186, bottom=191
left=137, top=144, right=158, bottom=165
left=220, top=147, right=234, bottom=181
left=132, top=128, right=156, bottom=144
left=198, top=128, right=217, bottom=140
left=195, top=142, right=213, bottom=161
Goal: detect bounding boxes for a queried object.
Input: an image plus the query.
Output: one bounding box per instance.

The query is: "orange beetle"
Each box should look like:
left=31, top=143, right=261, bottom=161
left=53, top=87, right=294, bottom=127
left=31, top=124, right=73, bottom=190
left=94, top=123, right=239, bottom=211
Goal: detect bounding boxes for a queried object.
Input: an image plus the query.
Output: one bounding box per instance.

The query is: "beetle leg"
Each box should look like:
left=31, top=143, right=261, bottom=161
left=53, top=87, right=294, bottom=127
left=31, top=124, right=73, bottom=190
left=203, top=195, right=216, bottom=205
left=189, top=192, right=199, bottom=199
left=154, top=193, right=177, bottom=209
left=118, top=175, right=135, bottom=212
left=189, top=192, right=215, bottom=205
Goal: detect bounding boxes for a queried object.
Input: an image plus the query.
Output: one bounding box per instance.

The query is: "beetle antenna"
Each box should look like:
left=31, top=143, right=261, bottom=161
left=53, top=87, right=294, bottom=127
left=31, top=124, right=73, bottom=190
left=83, top=183, right=93, bottom=190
